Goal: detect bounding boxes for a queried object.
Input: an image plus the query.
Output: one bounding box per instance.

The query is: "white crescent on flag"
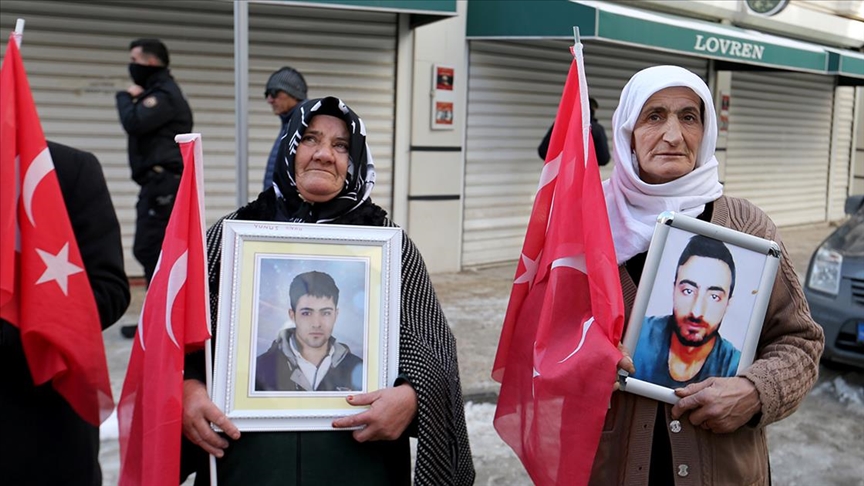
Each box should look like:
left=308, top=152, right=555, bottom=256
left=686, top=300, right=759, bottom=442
left=165, top=250, right=188, bottom=349
left=537, top=155, right=560, bottom=191
left=22, top=147, right=54, bottom=227
left=551, top=255, right=587, bottom=275
left=558, top=316, right=595, bottom=364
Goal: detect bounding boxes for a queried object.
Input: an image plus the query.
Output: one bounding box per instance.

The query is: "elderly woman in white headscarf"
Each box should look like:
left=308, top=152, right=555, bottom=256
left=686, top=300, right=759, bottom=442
left=592, top=66, right=823, bottom=485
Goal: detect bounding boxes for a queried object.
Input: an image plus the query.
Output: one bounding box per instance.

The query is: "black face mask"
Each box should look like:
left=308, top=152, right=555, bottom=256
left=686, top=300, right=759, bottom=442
left=128, top=63, right=164, bottom=87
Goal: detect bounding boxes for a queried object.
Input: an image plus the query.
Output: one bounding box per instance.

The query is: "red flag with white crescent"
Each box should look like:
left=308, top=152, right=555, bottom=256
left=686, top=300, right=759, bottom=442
left=492, top=41, right=625, bottom=485
left=117, top=133, right=211, bottom=486
left=0, top=33, right=114, bottom=426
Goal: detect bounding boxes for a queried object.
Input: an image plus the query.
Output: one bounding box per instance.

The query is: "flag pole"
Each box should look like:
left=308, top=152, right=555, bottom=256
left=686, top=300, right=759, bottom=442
left=206, top=340, right=217, bottom=485
left=13, top=18, right=25, bottom=47
left=572, top=26, right=593, bottom=170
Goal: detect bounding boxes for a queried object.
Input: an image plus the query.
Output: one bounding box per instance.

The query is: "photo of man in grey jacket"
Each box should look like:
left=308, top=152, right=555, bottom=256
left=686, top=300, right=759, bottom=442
left=255, top=271, right=363, bottom=392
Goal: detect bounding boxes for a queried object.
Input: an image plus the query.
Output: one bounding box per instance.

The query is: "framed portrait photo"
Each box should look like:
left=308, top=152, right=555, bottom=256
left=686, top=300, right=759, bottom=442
left=210, top=221, right=401, bottom=431
left=620, top=211, right=780, bottom=404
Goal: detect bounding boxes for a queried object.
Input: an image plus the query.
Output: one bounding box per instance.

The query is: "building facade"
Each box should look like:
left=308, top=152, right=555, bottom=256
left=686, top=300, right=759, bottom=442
left=1, top=0, right=862, bottom=274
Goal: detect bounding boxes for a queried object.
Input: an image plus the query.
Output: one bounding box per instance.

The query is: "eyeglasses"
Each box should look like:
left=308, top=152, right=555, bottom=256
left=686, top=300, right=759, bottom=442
left=264, top=89, right=282, bottom=99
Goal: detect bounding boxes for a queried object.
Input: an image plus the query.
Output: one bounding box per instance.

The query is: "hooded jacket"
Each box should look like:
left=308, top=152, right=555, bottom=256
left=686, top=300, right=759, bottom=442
left=255, top=328, right=363, bottom=392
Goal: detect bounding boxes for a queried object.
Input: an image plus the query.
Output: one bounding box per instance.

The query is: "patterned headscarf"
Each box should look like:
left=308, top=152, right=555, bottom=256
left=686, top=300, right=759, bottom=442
left=602, top=66, right=724, bottom=264
left=272, top=96, right=377, bottom=223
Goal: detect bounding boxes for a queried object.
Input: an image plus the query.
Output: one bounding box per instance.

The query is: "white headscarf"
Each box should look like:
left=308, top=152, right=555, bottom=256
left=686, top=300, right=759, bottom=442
left=602, top=65, right=724, bottom=264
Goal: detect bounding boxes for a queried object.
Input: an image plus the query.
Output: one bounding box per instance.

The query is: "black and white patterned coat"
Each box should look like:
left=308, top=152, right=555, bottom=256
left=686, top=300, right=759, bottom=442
left=186, top=190, right=475, bottom=485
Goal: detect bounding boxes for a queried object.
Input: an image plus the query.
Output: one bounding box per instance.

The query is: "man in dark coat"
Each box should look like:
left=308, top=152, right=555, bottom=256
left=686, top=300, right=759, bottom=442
left=0, top=141, right=130, bottom=486
left=116, top=38, right=192, bottom=337
left=116, top=38, right=193, bottom=285
left=537, top=96, right=610, bottom=165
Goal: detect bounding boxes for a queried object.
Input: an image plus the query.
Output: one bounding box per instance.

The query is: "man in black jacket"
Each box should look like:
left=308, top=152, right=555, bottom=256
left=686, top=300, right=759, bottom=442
left=116, top=38, right=193, bottom=285
left=116, top=38, right=192, bottom=337
left=537, top=97, right=610, bottom=165
left=0, top=141, right=130, bottom=486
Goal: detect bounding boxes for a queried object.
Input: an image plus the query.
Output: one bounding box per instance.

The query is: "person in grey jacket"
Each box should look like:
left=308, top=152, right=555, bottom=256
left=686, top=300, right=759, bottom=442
left=262, top=66, right=307, bottom=190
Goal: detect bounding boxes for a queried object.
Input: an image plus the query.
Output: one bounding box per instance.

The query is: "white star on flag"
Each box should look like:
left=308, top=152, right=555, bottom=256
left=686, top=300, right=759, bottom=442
left=35, top=242, right=84, bottom=295
left=514, top=251, right=541, bottom=287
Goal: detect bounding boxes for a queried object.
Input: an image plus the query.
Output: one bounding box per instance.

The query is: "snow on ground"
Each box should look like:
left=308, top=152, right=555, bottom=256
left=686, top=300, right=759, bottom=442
left=100, top=375, right=864, bottom=486
left=464, top=402, right=531, bottom=485
left=812, top=375, right=864, bottom=411
left=100, top=408, right=119, bottom=441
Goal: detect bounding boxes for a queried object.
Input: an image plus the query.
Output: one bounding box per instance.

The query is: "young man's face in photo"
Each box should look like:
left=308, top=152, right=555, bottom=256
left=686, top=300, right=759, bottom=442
left=672, top=255, right=732, bottom=347
left=289, top=294, right=338, bottom=352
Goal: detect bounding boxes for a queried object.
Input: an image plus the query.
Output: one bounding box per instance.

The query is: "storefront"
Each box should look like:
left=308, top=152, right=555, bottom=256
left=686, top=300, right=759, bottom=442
left=463, top=0, right=857, bottom=267
left=827, top=49, right=864, bottom=206
left=0, top=0, right=455, bottom=275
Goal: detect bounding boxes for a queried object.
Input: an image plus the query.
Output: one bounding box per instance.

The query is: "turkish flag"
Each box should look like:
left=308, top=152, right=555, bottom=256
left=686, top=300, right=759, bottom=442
left=0, top=33, right=113, bottom=426
left=492, top=41, right=625, bottom=485
left=117, top=134, right=211, bottom=486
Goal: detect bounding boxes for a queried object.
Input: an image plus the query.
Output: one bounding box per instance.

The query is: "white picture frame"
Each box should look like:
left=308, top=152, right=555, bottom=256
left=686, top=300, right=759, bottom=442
left=620, top=211, right=780, bottom=404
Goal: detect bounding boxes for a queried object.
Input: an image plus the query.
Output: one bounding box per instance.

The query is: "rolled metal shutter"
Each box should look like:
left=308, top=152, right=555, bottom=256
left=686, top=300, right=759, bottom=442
left=828, top=86, right=856, bottom=220
left=724, top=71, right=834, bottom=226
left=462, top=39, right=708, bottom=267
left=0, top=1, right=396, bottom=277
left=247, top=3, right=396, bottom=214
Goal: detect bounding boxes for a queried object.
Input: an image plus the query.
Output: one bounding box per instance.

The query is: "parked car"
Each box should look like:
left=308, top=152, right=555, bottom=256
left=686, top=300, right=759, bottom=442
left=804, top=195, right=864, bottom=369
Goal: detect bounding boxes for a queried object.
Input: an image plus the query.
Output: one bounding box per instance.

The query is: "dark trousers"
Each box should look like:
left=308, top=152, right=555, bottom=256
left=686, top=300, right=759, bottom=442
left=133, top=171, right=181, bottom=283
left=0, top=323, right=102, bottom=486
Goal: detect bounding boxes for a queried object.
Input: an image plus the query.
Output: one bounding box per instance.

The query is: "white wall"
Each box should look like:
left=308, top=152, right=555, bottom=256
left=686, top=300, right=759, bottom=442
left=404, top=1, right=469, bottom=273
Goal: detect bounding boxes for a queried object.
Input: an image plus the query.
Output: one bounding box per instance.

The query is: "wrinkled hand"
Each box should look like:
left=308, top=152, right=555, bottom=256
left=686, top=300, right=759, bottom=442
left=182, top=379, right=241, bottom=457
left=331, top=383, right=418, bottom=442
left=614, top=342, right=635, bottom=391
left=126, top=84, right=144, bottom=98
left=671, top=376, right=761, bottom=434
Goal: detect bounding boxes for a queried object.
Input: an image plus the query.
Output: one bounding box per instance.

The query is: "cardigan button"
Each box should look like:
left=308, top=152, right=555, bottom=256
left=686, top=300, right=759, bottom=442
left=670, top=420, right=682, bottom=433
left=678, top=464, right=689, bottom=477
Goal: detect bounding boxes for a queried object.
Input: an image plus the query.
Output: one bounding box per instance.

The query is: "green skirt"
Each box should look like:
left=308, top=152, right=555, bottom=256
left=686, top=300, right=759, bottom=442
left=191, top=431, right=411, bottom=486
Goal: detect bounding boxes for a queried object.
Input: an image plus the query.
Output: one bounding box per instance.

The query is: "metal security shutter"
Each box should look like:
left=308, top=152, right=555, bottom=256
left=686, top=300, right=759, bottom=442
left=1, top=1, right=396, bottom=277
left=462, top=39, right=708, bottom=267
left=1, top=0, right=234, bottom=277
left=725, top=71, right=834, bottom=226
left=827, top=87, right=856, bottom=220
left=247, top=3, right=396, bottom=212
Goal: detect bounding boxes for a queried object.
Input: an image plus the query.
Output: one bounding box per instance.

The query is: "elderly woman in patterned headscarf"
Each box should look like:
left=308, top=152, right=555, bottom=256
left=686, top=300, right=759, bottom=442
left=181, top=97, right=474, bottom=485
left=592, top=66, right=823, bottom=485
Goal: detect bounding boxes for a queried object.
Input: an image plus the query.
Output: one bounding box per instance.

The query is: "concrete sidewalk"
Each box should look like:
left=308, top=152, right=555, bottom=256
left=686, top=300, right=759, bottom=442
left=99, top=221, right=837, bottom=485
